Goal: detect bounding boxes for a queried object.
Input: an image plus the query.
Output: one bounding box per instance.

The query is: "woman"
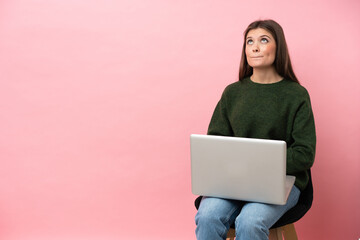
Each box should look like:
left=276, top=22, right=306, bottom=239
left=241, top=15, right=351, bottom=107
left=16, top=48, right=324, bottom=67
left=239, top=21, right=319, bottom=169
left=195, top=19, right=316, bottom=240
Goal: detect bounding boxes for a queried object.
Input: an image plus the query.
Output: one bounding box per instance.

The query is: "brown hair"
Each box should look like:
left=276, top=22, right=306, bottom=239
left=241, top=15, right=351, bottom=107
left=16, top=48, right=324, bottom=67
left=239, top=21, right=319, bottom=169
left=238, top=19, right=299, bottom=83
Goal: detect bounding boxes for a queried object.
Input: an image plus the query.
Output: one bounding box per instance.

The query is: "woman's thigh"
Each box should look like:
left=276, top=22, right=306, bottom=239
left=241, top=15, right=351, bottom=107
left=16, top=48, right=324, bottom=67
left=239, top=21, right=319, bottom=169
left=235, top=185, right=301, bottom=229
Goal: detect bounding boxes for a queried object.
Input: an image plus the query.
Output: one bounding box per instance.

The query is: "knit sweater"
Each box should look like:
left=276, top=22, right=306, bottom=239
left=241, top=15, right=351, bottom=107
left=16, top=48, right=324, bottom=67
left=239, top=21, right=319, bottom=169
left=207, top=77, right=316, bottom=191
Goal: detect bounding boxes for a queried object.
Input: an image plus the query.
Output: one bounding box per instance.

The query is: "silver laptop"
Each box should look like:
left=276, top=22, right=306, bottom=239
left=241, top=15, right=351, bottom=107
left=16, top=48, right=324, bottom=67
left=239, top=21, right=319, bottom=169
left=190, top=134, right=295, bottom=205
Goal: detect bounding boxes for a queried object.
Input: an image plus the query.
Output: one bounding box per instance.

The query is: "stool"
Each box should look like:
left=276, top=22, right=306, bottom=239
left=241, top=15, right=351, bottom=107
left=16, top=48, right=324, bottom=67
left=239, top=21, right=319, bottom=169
left=226, top=223, right=298, bottom=240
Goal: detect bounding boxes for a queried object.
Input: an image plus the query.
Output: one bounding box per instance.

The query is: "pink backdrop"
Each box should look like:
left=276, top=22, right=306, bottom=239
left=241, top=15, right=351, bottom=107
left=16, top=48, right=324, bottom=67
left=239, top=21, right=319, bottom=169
left=0, top=0, right=359, bottom=239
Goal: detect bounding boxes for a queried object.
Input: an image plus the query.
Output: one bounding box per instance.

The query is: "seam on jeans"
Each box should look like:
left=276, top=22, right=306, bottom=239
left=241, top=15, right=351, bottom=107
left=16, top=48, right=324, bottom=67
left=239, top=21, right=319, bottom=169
left=218, top=202, right=241, bottom=238
left=224, top=201, right=241, bottom=227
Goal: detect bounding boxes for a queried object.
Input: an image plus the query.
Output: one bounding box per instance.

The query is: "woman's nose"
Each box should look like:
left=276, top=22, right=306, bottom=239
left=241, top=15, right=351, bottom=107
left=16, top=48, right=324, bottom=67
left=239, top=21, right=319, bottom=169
left=252, top=46, right=259, bottom=52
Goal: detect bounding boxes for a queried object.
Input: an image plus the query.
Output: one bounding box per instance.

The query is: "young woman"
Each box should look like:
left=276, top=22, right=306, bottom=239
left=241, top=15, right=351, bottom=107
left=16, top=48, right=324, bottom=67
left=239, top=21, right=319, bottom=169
left=195, top=19, right=316, bottom=240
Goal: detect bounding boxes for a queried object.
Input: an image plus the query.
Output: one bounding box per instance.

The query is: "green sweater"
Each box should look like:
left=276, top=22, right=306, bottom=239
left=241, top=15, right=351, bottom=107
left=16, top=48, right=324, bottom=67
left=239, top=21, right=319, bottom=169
left=207, top=77, right=316, bottom=191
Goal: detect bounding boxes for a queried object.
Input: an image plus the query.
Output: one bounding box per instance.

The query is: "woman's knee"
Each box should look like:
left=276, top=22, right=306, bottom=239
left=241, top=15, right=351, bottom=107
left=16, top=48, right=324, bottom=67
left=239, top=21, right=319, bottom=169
left=195, top=207, right=223, bottom=227
left=195, top=197, right=237, bottom=227
left=195, top=205, right=231, bottom=239
left=235, top=214, right=269, bottom=236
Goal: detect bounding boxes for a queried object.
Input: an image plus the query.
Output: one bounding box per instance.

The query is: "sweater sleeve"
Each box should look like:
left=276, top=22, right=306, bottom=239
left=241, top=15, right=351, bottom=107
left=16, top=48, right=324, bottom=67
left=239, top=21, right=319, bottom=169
left=286, top=92, right=316, bottom=175
left=207, top=90, right=234, bottom=136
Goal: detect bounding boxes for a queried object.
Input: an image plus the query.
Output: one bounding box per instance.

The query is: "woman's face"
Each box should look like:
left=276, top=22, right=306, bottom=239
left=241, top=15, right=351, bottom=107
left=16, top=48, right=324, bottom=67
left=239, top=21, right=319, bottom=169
left=245, top=28, right=276, bottom=69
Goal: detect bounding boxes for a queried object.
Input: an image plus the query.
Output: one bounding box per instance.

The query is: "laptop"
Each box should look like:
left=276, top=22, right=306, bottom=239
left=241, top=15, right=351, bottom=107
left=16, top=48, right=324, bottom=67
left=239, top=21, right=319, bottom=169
left=190, top=134, right=296, bottom=205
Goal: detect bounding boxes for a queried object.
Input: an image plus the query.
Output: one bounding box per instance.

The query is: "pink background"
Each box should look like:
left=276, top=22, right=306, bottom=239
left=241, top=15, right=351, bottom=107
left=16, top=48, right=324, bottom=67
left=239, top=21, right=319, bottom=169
left=0, top=0, right=359, bottom=239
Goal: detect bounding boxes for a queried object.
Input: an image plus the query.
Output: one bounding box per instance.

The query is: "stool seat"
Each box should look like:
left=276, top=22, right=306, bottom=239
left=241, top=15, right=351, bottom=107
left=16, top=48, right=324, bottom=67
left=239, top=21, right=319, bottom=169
left=226, top=223, right=298, bottom=240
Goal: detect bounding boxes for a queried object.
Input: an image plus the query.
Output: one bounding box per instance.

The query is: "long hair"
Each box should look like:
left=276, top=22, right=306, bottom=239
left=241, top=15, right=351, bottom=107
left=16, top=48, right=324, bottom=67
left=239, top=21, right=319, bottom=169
left=238, top=19, right=299, bottom=83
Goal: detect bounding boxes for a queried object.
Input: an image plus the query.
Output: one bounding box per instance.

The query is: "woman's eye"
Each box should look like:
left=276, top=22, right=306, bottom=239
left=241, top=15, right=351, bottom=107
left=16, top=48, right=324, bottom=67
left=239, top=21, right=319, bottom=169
left=261, top=38, right=269, bottom=43
left=247, top=39, right=253, bottom=44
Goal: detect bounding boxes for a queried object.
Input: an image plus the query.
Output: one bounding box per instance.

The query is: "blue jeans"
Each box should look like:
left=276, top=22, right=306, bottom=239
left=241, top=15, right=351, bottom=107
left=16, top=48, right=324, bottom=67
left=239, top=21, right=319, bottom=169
left=195, top=185, right=300, bottom=240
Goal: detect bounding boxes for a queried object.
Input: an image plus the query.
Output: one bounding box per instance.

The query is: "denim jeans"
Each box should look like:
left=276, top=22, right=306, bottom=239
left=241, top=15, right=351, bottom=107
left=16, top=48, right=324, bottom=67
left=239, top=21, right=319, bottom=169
left=195, top=185, right=300, bottom=240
